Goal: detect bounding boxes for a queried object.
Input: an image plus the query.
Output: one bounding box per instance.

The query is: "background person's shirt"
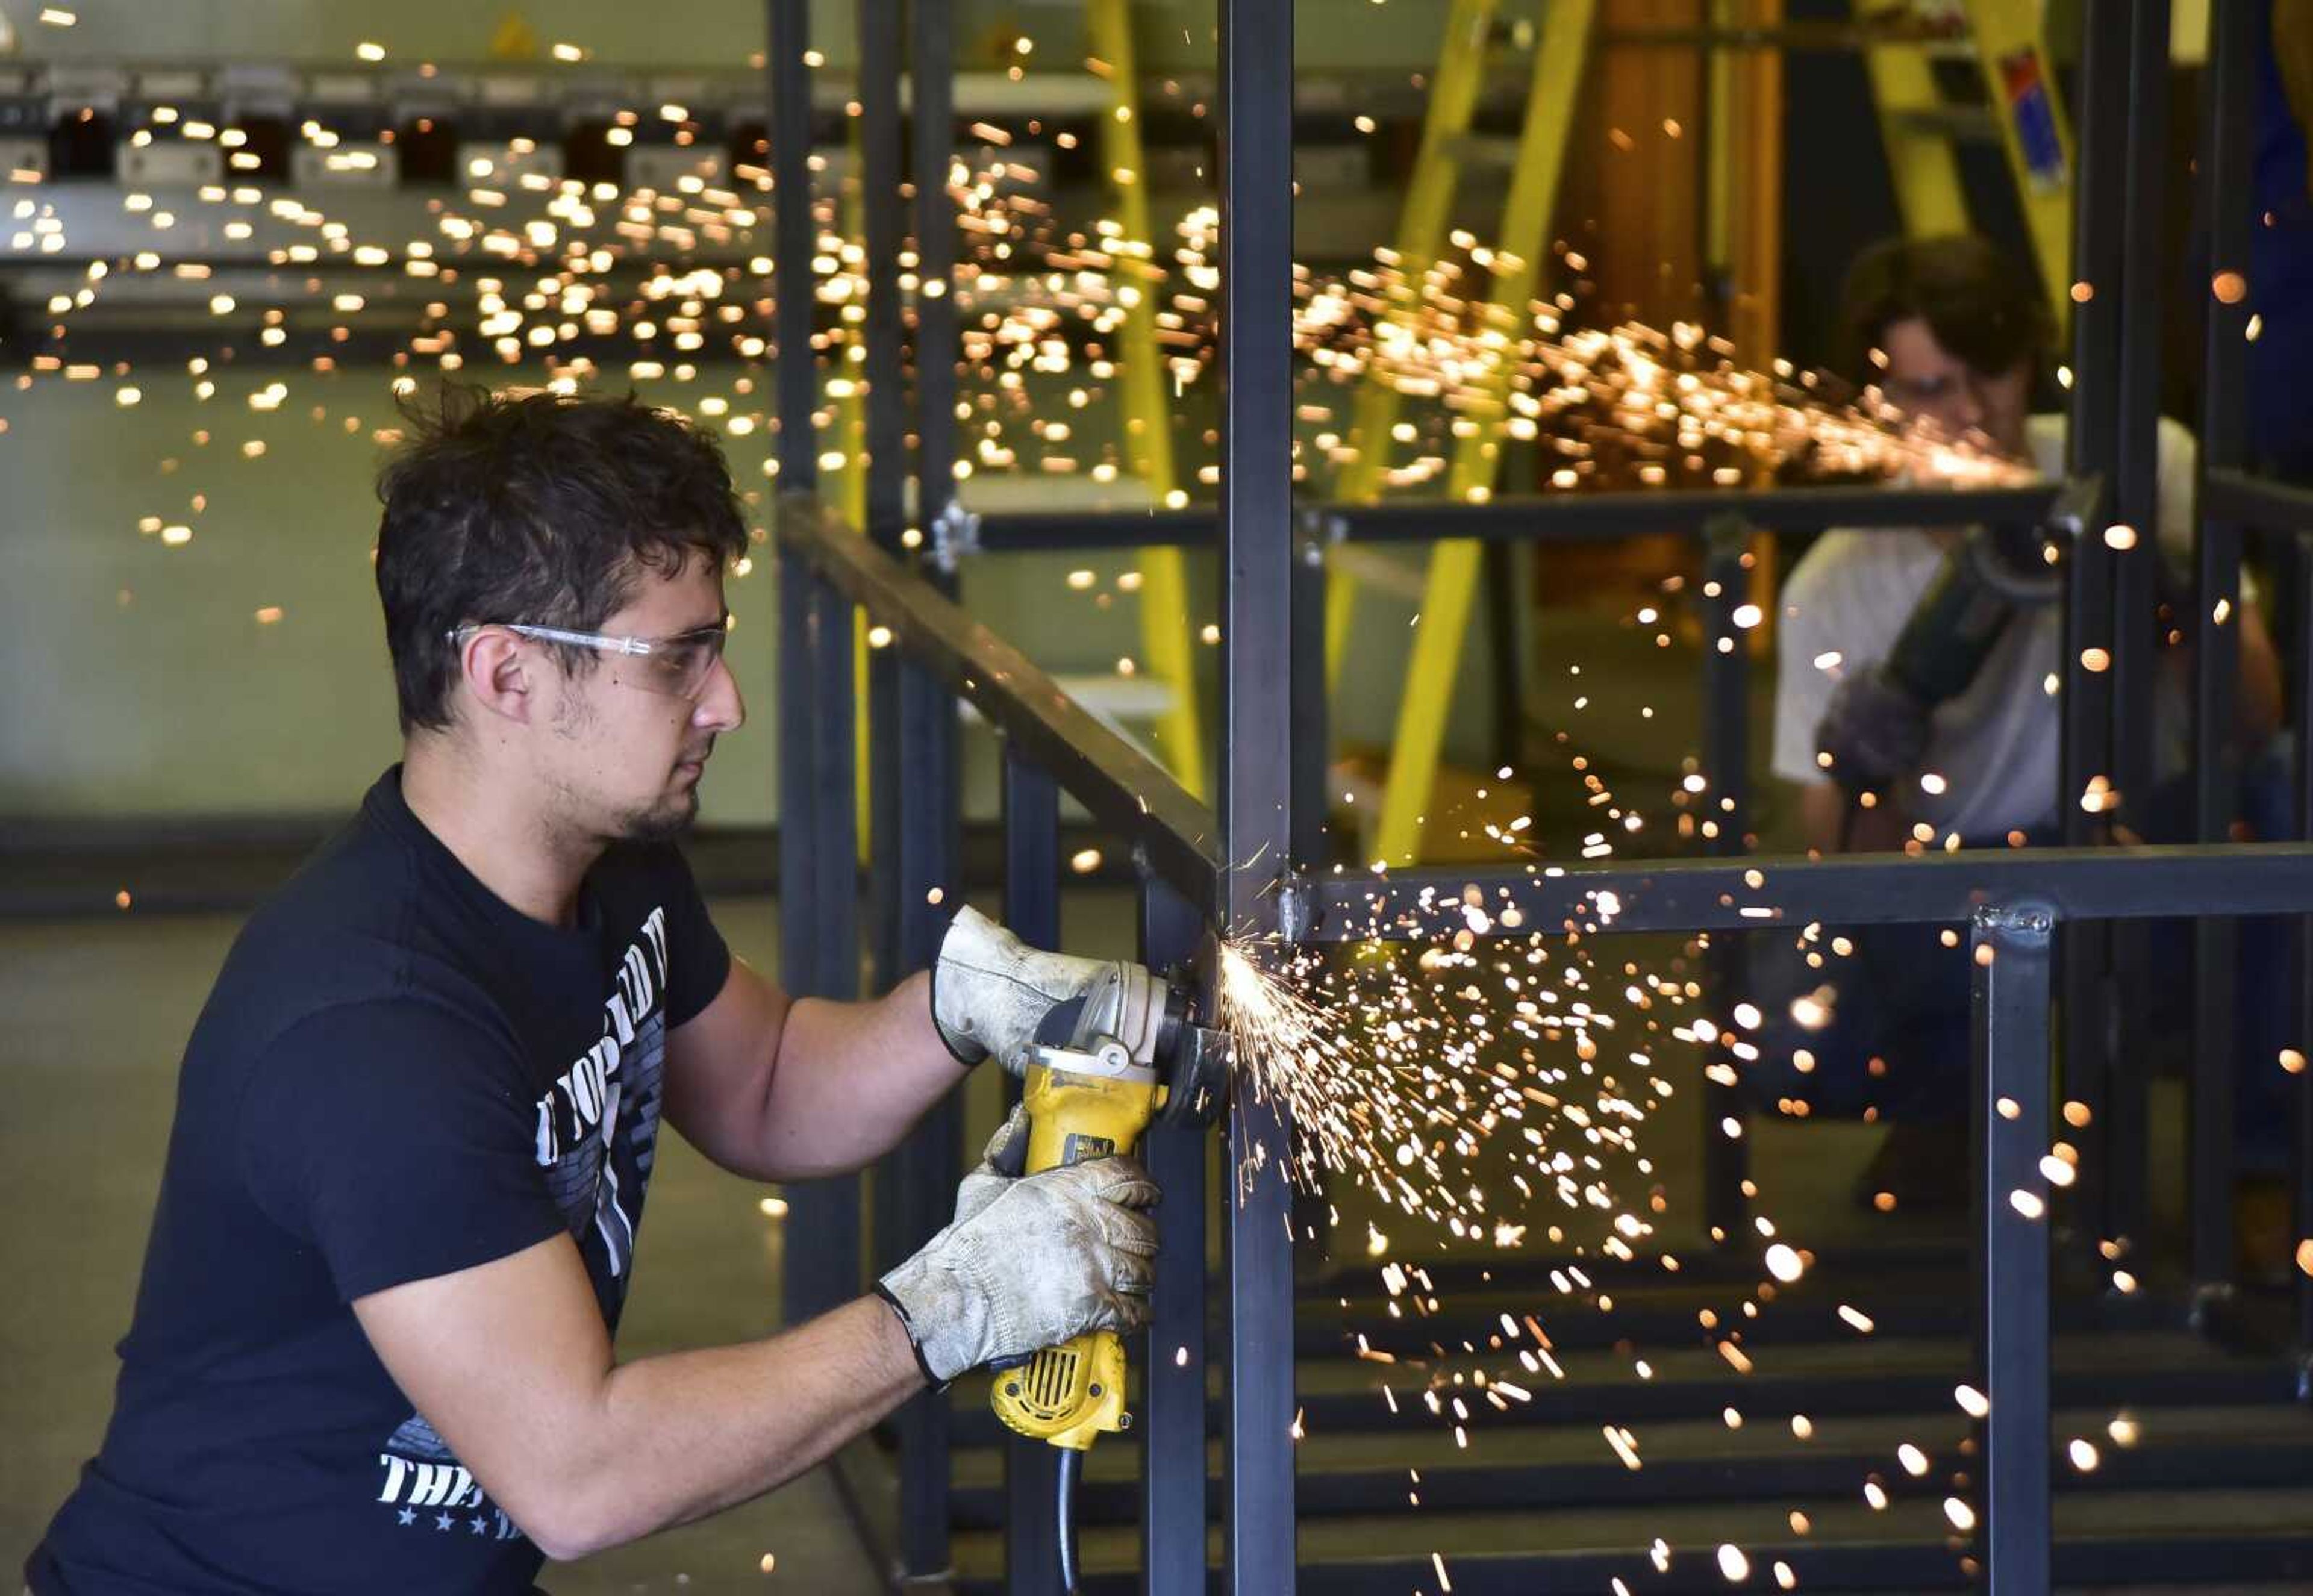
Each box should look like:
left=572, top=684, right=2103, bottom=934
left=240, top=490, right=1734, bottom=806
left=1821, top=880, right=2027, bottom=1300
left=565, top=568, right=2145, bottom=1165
left=1771, top=414, right=2202, bottom=841
left=27, top=766, right=730, bottom=1596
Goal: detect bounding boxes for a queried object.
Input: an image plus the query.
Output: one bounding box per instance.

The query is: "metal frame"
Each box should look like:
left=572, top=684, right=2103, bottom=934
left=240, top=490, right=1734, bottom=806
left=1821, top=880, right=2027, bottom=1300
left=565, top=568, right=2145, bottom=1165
left=772, top=2, right=2313, bottom=1592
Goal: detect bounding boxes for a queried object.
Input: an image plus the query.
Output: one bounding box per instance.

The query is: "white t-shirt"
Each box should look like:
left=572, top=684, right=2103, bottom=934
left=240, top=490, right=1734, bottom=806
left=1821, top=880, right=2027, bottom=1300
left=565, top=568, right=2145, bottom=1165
left=1770, top=413, right=2202, bottom=840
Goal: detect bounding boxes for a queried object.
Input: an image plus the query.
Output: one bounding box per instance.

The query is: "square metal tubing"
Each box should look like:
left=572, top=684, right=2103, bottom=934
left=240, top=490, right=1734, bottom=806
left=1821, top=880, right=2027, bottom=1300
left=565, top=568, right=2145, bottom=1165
left=1218, top=0, right=1299, bottom=1588
left=1970, top=905, right=2054, bottom=1596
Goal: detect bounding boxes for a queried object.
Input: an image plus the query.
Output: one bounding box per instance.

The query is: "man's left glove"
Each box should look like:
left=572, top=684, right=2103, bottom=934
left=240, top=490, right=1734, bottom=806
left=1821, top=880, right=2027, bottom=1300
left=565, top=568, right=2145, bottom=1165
left=931, top=905, right=1164, bottom=1075
left=1814, top=664, right=1934, bottom=798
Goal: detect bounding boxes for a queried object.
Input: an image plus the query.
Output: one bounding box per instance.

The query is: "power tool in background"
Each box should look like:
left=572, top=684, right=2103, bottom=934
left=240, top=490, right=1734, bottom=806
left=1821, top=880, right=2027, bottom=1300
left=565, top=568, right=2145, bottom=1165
left=1817, top=516, right=2068, bottom=843
left=983, top=952, right=1229, bottom=1594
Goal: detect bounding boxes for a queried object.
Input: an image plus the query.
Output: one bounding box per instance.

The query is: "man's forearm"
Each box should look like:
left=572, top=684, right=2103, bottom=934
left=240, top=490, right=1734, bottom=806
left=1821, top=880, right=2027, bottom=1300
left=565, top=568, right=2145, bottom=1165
left=544, top=1295, right=920, bottom=1557
left=754, top=972, right=966, bottom=1177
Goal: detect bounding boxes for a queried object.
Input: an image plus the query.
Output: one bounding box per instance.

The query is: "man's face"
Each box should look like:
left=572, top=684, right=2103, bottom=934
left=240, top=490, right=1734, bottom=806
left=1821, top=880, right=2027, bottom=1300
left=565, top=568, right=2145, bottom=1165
left=539, top=549, right=745, bottom=846
left=1877, top=314, right=2032, bottom=460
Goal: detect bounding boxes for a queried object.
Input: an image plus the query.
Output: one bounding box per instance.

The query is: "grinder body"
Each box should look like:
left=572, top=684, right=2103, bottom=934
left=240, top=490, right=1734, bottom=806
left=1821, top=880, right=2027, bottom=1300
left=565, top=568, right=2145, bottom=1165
left=990, top=1044, right=1162, bottom=1451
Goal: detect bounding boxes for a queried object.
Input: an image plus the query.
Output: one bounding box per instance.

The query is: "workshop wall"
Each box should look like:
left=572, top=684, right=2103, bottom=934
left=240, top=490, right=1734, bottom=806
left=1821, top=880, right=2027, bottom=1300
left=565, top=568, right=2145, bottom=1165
left=4, top=0, right=1464, bottom=75
left=0, top=364, right=1484, bottom=826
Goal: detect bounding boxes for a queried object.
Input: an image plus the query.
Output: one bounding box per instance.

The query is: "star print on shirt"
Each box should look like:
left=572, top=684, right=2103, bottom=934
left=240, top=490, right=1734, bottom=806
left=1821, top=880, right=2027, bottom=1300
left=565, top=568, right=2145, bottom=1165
left=435, top=1512, right=457, bottom=1530
left=398, top=1507, right=416, bottom=1527
left=470, top=1515, right=489, bottom=1534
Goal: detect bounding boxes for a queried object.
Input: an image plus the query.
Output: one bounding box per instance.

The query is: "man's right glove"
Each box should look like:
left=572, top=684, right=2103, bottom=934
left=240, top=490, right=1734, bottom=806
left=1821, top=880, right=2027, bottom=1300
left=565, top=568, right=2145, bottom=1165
left=875, top=1155, right=1160, bottom=1385
left=1814, top=664, right=1934, bottom=797
left=931, top=905, right=1165, bottom=1075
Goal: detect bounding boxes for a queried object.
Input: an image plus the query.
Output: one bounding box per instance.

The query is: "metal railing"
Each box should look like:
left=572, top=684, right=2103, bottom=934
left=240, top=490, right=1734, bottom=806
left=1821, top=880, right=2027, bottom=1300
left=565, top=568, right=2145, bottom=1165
left=767, top=0, right=2313, bottom=1592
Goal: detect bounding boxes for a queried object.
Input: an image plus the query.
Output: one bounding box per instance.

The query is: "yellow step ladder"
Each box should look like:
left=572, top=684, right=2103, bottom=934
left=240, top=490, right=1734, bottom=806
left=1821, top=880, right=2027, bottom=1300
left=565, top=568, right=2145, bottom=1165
left=1862, top=0, right=2074, bottom=326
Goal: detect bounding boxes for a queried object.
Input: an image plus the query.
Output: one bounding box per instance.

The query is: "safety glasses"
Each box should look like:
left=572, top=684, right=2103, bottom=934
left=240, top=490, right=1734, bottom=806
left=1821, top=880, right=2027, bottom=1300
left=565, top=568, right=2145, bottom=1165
left=446, top=615, right=732, bottom=699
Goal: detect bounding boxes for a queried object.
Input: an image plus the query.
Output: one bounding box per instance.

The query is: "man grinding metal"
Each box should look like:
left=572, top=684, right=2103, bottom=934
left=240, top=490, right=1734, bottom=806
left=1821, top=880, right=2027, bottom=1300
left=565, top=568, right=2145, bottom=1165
left=26, top=388, right=1161, bottom=1592
left=1757, top=235, right=2289, bottom=1215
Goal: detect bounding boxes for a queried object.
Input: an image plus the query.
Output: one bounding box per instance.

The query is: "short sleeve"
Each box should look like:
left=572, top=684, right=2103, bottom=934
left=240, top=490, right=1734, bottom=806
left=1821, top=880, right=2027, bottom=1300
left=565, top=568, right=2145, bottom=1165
left=1770, top=560, right=1843, bottom=788
left=239, top=1000, right=567, bottom=1303
left=657, top=845, right=731, bottom=1028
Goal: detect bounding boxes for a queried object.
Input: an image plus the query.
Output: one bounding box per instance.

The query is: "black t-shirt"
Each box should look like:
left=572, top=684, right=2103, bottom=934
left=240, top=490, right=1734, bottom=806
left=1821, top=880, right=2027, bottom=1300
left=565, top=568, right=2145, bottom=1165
left=27, top=767, right=731, bottom=1595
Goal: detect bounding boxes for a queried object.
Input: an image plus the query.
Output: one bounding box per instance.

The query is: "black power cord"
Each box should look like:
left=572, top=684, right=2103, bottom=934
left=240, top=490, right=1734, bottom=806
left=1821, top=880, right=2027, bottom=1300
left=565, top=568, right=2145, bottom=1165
left=1055, top=1445, right=1084, bottom=1594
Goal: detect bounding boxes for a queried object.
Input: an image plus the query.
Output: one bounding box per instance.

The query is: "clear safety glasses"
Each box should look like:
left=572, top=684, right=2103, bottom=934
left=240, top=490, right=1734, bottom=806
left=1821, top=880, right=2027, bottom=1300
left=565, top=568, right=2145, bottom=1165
left=446, top=616, right=732, bottom=699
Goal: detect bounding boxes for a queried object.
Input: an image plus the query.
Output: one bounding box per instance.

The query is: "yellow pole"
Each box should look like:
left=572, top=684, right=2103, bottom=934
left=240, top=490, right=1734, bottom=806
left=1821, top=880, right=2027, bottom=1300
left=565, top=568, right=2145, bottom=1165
left=1088, top=0, right=1206, bottom=797
left=1370, top=0, right=1594, bottom=868
left=1325, top=0, right=1504, bottom=684
left=1962, top=0, right=2074, bottom=327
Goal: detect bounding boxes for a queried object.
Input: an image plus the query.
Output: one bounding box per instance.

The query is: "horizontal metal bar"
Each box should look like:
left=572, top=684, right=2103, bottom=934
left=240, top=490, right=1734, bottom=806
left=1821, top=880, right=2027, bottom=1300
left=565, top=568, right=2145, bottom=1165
left=776, top=491, right=1222, bottom=914
left=2204, top=466, right=2313, bottom=532
left=958, top=1535, right=2313, bottom=1596
left=967, top=481, right=2066, bottom=555
left=970, top=507, right=1220, bottom=551
left=1314, top=481, right=2067, bottom=543
left=955, top=1433, right=2313, bottom=1529
left=1289, top=844, right=2313, bottom=940
left=948, top=1350, right=2293, bottom=1451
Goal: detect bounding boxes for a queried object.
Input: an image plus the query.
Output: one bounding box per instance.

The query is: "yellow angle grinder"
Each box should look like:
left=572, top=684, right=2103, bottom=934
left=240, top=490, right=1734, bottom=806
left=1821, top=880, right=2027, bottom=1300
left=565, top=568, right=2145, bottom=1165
left=984, top=952, right=1227, bottom=1590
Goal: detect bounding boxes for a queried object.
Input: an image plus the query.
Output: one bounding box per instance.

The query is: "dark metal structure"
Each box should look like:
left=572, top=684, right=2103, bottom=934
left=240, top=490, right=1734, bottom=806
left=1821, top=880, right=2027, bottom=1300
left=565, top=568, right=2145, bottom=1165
left=772, top=2, right=2313, bottom=1592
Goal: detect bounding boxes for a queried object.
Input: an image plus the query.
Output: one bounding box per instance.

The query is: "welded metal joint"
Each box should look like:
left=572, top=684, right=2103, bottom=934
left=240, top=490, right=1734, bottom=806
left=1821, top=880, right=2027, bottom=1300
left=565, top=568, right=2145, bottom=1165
left=1972, top=903, right=2053, bottom=943
left=929, top=500, right=982, bottom=573
left=1276, top=875, right=1314, bottom=944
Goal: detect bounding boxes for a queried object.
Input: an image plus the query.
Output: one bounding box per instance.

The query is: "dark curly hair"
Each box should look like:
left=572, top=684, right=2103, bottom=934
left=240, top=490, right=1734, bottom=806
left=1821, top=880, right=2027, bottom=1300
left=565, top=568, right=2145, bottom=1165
left=1837, top=234, right=2053, bottom=390
left=375, top=384, right=748, bottom=734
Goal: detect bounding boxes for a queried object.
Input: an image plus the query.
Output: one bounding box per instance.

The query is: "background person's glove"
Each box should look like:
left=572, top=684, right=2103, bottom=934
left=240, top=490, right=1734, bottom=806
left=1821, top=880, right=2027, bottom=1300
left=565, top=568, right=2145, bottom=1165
left=1813, top=666, right=1934, bottom=797
left=932, top=905, right=1156, bottom=1074
left=876, top=1155, right=1160, bottom=1384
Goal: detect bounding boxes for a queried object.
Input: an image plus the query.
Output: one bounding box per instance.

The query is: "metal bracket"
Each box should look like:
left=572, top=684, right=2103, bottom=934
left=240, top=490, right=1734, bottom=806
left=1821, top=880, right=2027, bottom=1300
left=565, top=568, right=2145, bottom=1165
left=928, top=500, right=981, bottom=574
left=2046, top=472, right=2102, bottom=545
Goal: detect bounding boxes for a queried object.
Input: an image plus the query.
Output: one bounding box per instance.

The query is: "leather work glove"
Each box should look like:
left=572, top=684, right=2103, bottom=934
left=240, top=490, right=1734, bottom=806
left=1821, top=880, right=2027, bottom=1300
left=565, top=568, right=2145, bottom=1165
left=1814, top=665, right=1934, bottom=797
left=876, top=1155, right=1160, bottom=1384
left=932, top=905, right=1163, bottom=1075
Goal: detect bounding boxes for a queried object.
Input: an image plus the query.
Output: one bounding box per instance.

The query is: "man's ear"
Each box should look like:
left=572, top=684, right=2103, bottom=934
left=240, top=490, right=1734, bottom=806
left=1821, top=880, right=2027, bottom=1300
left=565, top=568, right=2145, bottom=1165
left=458, top=629, right=539, bottom=725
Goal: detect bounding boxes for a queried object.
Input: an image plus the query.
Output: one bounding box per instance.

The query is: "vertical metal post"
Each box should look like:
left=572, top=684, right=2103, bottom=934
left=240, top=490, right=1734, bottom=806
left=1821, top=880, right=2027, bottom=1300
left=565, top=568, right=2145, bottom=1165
left=2059, top=7, right=2128, bottom=1255
left=999, top=748, right=1061, bottom=1596
left=889, top=662, right=961, bottom=1582
left=856, top=0, right=906, bottom=553
left=1219, top=0, right=1298, bottom=1588
left=768, top=0, right=863, bottom=1333
left=782, top=567, right=864, bottom=1326
left=857, top=0, right=907, bottom=971
left=2102, top=0, right=2172, bottom=1267
left=2189, top=0, right=2258, bottom=1294
left=2294, top=535, right=2313, bottom=1358
left=913, top=0, right=959, bottom=585
left=1288, top=535, right=1333, bottom=1257
left=1290, top=535, right=1329, bottom=874
left=769, top=0, right=817, bottom=1014
left=1140, top=872, right=1211, bottom=1596
left=1970, top=903, right=2053, bottom=1596
left=769, top=0, right=815, bottom=496
left=1700, top=517, right=1753, bottom=1241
